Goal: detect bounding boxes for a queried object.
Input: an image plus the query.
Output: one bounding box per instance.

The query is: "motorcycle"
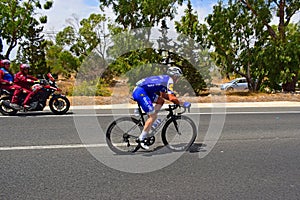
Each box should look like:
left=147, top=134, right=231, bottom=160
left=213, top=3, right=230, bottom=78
left=0, top=73, right=70, bottom=115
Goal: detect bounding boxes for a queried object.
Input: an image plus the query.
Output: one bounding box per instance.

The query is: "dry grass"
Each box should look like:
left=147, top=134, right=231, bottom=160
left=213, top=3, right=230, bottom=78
left=60, top=80, right=300, bottom=105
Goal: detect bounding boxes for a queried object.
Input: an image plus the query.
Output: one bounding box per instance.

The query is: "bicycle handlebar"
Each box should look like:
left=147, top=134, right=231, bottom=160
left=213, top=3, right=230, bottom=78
left=136, top=104, right=190, bottom=116
left=164, top=104, right=190, bottom=115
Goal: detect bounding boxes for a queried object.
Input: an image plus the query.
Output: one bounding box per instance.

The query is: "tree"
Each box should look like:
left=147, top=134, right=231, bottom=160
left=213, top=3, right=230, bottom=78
left=16, top=21, right=48, bottom=75
left=263, top=23, right=300, bottom=92
left=99, top=0, right=184, bottom=30
left=239, top=0, right=300, bottom=92
left=203, top=0, right=299, bottom=92
left=107, top=28, right=157, bottom=84
left=45, top=41, right=80, bottom=77
left=99, top=0, right=186, bottom=48
left=205, top=1, right=271, bottom=91
left=174, top=0, right=210, bottom=93
left=56, top=14, right=108, bottom=61
left=0, top=0, right=53, bottom=59
left=0, top=38, right=3, bottom=59
left=239, top=0, right=299, bottom=41
left=99, top=1, right=210, bottom=95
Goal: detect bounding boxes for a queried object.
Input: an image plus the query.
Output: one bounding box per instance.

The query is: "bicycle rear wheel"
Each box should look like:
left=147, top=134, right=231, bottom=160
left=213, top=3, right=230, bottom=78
left=161, top=115, right=197, bottom=151
left=106, top=117, right=143, bottom=154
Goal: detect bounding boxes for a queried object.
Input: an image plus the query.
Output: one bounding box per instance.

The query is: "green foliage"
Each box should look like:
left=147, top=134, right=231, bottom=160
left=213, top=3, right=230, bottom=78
left=0, top=0, right=52, bottom=59
left=167, top=51, right=207, bottom=95
left=16, top=21, right=48, bottom=75
left=109, top=46, right=208, bottom=96
left=175, top=0, right=207, bottom=45
left=174, top=0, right=210, bottom=93
left=45, top=43, right=80, bottom=77
left=71, top=79, right=111, bottom=96
left=99, top=0, right=184, bottom=29
left=50, top=13, right=109, bottom=78
left=43, top=0, right=53, bottom=9
left=108, top=48, right=162, bottom=82
left=237, top=0, right=300, bottom=92
left=203, top=0, right=300, bottom=92
left=77, top=51, right=113, bottom=85
left=261, top=24, right=300, bottom=91
left=106, top=14, right=209, bottom=96
left=55, top=14, right=106, bottom=59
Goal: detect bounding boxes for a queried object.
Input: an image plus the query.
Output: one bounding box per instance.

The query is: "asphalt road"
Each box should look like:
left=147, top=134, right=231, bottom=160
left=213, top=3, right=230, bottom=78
left=0, top=107, right=300, bottom=199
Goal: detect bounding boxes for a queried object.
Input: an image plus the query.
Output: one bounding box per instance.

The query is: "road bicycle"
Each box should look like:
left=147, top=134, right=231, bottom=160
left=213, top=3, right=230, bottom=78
left=106, top=103, right=197, bottom=154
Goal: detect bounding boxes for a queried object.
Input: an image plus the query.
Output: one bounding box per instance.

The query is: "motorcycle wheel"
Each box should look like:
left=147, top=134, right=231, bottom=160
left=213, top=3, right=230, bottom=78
left=0, top=96, right=18, bottom=116
left=49, top=95, right=70, bottom=115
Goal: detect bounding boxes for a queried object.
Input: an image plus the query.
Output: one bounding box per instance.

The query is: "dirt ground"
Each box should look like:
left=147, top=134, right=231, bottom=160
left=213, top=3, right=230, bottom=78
left=60, top=80, right=300, bottom=106
left=68, top=92, right=300, bottom=106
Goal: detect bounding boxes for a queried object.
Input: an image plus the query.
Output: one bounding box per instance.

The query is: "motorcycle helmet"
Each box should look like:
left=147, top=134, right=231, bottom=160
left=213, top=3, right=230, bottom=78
left=0, top=59, right=10, bottom=67
left=20, top=63, right=30, bottom=72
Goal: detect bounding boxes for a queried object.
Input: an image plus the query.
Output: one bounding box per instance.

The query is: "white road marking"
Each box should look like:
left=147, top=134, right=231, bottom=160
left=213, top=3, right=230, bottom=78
left=0, top=143, right=107, bottom=151
left=1, top=111, right=300, bottom=118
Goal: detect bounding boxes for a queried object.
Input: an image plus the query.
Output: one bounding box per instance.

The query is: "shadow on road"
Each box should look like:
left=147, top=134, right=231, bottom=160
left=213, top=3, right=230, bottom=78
left=11, top=111, right=74, bottom=117
left=131, top=143, right=207, bottom=156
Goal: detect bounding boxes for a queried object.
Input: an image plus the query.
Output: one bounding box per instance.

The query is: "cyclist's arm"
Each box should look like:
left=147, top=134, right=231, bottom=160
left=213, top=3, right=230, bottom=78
left=167, top=93, right=180, bottom=105
left=160, top=92, right=180, bottom=105
left=166, top=78, right=180, bottom=105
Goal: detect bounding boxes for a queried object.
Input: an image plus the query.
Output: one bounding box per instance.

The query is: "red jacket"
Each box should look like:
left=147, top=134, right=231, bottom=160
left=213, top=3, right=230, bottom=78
left=14, top=71, right=38, bottom=90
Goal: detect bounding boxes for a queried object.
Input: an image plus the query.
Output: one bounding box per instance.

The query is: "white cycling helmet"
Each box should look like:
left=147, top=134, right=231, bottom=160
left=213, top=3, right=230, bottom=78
left=167, top=66, right=183, bottom=77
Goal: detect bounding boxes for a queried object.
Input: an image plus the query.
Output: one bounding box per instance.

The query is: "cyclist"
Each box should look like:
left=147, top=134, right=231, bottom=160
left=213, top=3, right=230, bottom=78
left=132, top=66, right=191, bottom=149
left=13, top=64, right=40, bottom=109
left=0, top=59, right=22, bottom=109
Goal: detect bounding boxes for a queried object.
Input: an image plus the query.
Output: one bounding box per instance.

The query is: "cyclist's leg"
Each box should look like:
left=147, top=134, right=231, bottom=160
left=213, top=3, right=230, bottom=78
left=154, top=95, right=164, bottom=112
left=132, top=87, right=156, bottom=115
left=132, top=88, right=157, bottom=149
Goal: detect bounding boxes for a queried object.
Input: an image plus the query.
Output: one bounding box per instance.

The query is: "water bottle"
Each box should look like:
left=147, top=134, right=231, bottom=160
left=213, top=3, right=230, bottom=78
left=152, top=119, right=162, bottom=129
left=133, top=108, right=140, bottom=116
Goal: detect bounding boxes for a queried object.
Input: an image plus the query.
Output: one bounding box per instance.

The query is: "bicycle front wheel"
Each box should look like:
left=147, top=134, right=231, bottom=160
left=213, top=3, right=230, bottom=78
left=161, top=115, right=197, bottom=151
left=106, top=117, right=143, bottom=154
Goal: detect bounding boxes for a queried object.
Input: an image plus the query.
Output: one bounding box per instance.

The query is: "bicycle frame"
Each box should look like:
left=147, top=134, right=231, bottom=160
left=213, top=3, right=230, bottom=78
left=134, top=103, right=185, bottom=136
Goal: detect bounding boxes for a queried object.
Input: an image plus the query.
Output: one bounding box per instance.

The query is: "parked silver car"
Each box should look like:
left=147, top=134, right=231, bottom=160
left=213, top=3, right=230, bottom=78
left=220, top=77, right=248, bottom=91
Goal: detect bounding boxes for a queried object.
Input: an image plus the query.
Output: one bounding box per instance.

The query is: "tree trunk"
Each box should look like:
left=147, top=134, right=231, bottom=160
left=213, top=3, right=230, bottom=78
left=278, top=0, right=286, bottom=41
left=282, top=74, right=298, bottom=93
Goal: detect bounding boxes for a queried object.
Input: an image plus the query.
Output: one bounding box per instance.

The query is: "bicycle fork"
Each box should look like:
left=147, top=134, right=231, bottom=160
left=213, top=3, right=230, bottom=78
left=171, top=117, right=182, bottom=135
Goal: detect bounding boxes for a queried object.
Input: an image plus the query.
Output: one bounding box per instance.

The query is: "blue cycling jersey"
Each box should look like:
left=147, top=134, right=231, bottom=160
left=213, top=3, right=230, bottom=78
left=136, top=75, right=174, bottom=95
left=0, top=67, right=14, bottom=82
left=132, top=75, right=175, bottom=114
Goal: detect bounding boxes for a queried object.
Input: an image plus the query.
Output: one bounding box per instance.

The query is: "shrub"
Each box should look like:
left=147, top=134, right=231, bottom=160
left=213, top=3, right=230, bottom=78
left=70, top=79, right=111, bottom=96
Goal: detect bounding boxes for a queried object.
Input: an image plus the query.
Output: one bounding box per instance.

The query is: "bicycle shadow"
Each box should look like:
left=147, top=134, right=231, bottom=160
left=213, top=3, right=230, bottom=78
left=139, top=143, right=207, bottom=157
left=189, top=143, right=207, bottom=153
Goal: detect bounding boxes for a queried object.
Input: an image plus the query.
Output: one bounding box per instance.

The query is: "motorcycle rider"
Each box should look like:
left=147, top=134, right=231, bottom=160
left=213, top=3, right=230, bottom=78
left=12, top=64, right=40, bottom=109
left=0, top=59, right=22, bottom=108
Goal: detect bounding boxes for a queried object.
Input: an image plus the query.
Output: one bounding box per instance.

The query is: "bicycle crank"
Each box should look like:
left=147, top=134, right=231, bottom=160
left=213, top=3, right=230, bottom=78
left=145, top=136, right=155, bottom=146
